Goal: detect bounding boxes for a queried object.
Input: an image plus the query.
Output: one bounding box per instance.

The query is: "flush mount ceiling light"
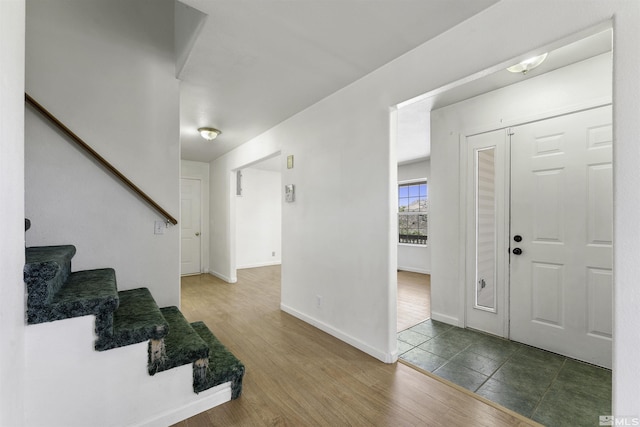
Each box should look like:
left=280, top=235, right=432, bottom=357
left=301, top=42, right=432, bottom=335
left=507, top=53, right=548, bottom=75
left=198, top=127, right=221, bottom=141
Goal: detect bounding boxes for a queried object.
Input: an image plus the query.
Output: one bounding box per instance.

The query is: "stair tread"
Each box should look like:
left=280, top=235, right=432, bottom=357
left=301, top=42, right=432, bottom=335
left=148, top=306, right=208, bottom=375
left=24, top=245, right=77, bottom=307
left=191, top=321, right=245, bottom=398
left=95, top=288, right=168, bottom=351
left=25, top=245, right=76, bottom=265
left=54, top=269, right=118, bottom=303
left=27, top=268, right=119, bottom=324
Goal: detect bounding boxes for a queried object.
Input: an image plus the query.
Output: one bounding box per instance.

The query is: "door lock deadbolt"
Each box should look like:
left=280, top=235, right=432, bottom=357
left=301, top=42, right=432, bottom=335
left=513, top=235, right=522, bottom=242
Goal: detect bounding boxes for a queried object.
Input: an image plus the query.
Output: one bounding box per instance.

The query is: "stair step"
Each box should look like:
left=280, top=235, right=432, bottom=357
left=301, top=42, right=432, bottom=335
left=95, top=288, right=169, bottom=351
left=24, top=245, right=76, bottom=307
left=191, top=321, right=245, bottom=399
left=27, top=268, right=119, bottom=324
left=148, top=307, right=209, bottom=375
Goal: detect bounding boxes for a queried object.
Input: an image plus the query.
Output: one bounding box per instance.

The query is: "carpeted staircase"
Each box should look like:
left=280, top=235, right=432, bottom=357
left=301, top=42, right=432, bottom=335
left=23, top=243, right=245, bottom=400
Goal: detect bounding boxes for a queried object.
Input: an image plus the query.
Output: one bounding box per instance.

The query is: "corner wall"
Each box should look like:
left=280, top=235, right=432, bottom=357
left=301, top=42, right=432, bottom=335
left=0, top=1, right=26, bottom=425
left=24, top=0, right=180, bottom=307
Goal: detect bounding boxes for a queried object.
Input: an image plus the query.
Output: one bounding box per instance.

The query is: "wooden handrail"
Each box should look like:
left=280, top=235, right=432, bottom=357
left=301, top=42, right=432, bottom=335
left=25, top=93, right=178, bottom=225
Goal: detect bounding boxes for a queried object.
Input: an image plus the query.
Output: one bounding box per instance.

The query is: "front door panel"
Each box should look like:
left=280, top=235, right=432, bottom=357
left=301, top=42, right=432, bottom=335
left=509, top=106, right=613, bottom=368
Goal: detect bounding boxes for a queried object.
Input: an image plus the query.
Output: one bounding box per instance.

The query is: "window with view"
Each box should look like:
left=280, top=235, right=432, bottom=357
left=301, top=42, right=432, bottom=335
left=398, top=181, right=428, bottom=245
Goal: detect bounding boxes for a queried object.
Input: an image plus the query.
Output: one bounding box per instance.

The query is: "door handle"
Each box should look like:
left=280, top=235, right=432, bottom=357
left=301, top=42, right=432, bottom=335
left=512, top=247, right=522, bottom=255
left=195, top=232, right=200, bottom=236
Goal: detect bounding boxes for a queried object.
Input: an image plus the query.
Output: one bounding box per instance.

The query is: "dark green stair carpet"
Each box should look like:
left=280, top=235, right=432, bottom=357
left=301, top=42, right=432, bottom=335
left=148, top=306, right=209, bottom=376
left=26, top=268, right=118, bottom=325
left=95, top=288, right=169, bottom=351
left=24, top=245, right=76, bottom=308
left=25, top=245, right=246, bottom=399
left=191, top=321, right=245, bottom=399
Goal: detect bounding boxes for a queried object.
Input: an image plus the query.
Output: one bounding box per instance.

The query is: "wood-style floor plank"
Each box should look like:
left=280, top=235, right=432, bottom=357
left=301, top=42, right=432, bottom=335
left=397, top=270, right=430, bottom=331
left=174, top=266, right=535, bottom=427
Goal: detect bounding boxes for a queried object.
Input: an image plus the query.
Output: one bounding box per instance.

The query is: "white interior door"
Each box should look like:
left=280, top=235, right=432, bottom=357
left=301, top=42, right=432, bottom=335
left=465, top=129, right=509, bottom=337
left=181, top=178, right=202, bottom=275
left=509, top=106, right=613, bottom=368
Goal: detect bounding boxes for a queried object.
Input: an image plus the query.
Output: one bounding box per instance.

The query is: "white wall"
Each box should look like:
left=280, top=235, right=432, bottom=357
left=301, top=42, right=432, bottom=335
left=24, top=315, right=231, bottom=427
left=430, top=53, right=612, bottom=326
left=181, top=160, right=210, bottom=273
left=209, top=0, right=640, bottom=413
left=24, top=0, right=180, bottom=307
left=0, top=1, right=25, bottom=425
left=236, top=168, right=282, bottom=269
left=397, top=160, right=431, bottom=274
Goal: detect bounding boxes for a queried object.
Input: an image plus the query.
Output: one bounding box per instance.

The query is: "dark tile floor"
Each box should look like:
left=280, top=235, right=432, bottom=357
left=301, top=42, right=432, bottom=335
left=398, top=319, right=612, bottom=426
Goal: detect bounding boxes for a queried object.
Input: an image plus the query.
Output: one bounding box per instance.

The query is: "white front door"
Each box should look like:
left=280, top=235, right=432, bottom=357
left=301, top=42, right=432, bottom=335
left=181, top=178, right=202, bottom=275
left=509, top=106, right=613, bottom=368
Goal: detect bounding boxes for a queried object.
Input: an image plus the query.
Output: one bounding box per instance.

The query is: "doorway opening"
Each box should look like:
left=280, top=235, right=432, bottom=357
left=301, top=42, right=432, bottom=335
left=394, top=25, right=613, bottom=423
left=230, top=152, right=283, bottom=297
left=396, top=106, right=432, bottom=333
left=180, top=160, right=211, bottom=277
left=234, top=154, right=282, bottom=271
left=180, top=177, right=203, bottom=276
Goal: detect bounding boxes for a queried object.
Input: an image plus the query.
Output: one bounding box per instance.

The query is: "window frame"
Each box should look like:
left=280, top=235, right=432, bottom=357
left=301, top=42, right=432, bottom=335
left=398, top=178, right=428, bottom=246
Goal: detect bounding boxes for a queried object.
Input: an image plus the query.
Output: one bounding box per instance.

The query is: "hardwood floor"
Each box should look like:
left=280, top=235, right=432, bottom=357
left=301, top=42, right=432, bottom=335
left=175, top=266, right=535, bottom=427
left=397, top=270, right=430, bottom=332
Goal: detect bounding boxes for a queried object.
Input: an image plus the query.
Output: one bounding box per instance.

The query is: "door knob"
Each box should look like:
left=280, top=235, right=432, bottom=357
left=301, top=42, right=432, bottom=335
left=512, top=247, right=522, bottom=255
left=195, top=232, right=200, bottom=236
left=514, top=235, right=522, bottom=242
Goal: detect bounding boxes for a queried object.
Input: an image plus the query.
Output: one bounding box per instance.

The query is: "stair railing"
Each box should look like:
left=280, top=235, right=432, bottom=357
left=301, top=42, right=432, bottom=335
left=25, top=93, right=178, bottom=225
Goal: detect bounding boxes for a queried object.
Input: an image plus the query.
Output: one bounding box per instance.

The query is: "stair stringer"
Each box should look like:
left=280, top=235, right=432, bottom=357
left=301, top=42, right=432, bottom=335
left=24, top=315, right=232, bottom=427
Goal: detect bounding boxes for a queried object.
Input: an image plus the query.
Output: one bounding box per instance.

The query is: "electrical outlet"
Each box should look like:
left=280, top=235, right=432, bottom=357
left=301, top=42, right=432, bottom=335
left=272, top=251, right=276, bottom=257
left=316, top=295, right=322, bottom=309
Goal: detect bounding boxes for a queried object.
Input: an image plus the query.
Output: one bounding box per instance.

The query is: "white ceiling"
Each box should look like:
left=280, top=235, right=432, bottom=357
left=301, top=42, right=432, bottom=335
left=178, top=0, right=499, bottom=162
left=396, top=28, right=613, bottom=164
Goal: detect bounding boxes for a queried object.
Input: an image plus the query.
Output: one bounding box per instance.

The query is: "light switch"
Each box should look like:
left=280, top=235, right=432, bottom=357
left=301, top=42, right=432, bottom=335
left=154, top=221, right=165, bottom=235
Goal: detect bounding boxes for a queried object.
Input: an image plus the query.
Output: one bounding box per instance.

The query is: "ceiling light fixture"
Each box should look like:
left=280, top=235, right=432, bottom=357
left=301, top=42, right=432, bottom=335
left=198, top=127, right=221, bottom=140
left=507, top=53, right=548, bottom=75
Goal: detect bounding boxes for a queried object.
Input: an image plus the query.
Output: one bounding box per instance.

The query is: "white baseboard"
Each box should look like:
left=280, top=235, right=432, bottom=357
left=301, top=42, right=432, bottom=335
left=237, top=261, right=282, bottom=269
left=135, top=383, right=232, bottom=427
left=280, top=303, right=395, bottom=363
left=397, top=266, right=431, bottom=275
left=209, top=270, right=237, bottom=283
left=430, top=311, right=461, bottom=327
